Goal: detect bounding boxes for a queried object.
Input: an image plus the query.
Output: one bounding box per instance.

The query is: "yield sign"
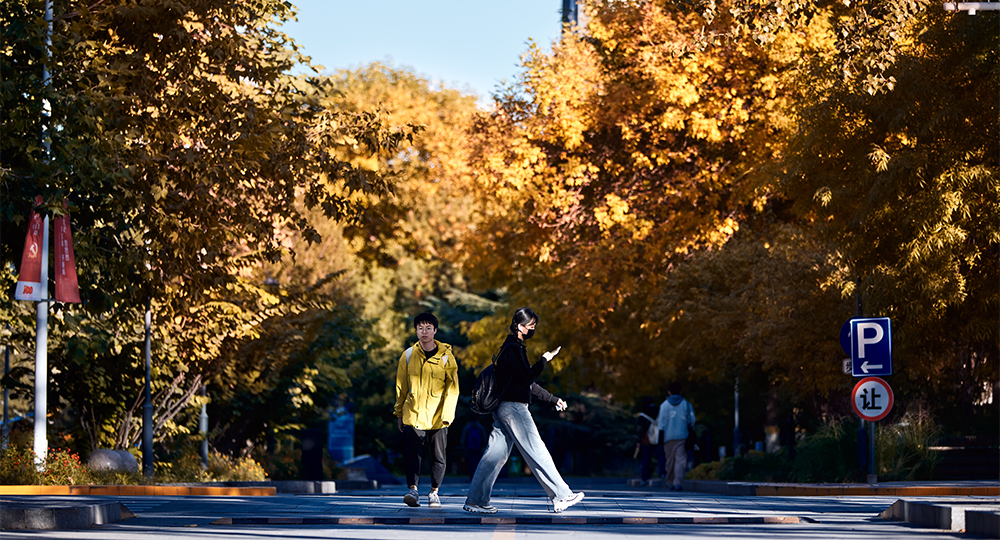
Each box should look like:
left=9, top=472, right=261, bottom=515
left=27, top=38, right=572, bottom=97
left=851, top=377, right=894, bottom=422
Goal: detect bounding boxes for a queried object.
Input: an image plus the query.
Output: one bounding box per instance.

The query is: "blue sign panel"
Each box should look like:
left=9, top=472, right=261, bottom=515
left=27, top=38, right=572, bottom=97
left=850, top=318, right=892, bottom=377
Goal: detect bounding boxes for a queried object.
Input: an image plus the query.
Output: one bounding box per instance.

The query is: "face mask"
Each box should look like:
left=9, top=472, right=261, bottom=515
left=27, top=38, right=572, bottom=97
left=523, top=328, right=535, bottom=340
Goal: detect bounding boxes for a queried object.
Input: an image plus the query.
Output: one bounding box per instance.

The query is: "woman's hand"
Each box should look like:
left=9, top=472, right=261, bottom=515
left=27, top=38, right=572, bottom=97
left=542, top=346, right=562, bottom=362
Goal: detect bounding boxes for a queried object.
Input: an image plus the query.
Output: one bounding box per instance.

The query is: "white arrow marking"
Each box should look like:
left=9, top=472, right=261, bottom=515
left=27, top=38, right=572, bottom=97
left=860, top=361, right=883, bottom=373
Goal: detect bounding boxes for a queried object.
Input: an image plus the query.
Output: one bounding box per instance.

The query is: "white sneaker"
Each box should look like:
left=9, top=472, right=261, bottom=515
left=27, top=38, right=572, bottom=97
left=463, top=503, right=498, bottom=514
left=428, top=491, right=441, bottom=507
left=404, top=487, right=420, bottom=507
left=553, top=492, right=584, bottom=513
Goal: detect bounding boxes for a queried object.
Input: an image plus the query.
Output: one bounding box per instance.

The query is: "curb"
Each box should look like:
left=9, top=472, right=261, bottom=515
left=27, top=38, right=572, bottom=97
left=880, top=499, right=1000, bottom=538
left=210, top=516, right=801, bottom=526
left=0, top=485, right=275, bottom=496
left=1, top=502, right=134, bottom=530
left=684, top=480, right=1000, bottom=497
left=967, top=509, right=1000, bottom=538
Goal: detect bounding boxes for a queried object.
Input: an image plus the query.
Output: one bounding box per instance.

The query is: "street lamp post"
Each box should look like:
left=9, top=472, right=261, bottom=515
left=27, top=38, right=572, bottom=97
left=142, top=296, right=153, bottom=477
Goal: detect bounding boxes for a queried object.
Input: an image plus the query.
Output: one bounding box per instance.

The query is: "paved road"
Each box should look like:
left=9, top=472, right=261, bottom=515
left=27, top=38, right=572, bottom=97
left=3, top=479, right=988, bottom=539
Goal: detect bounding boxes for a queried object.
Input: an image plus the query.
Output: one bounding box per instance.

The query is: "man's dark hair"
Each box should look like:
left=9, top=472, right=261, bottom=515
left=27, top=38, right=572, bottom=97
left=413, top=312, right=439, bottom=330
left=509, top=307, right=538, bottom=335
left=668, top=381, right=682, bottom=395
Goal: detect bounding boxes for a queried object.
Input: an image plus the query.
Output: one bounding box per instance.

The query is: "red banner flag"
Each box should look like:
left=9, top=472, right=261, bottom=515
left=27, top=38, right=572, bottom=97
left=14, top=196, right=45, bottom=301
left=54, top=199, right=81, bottom=303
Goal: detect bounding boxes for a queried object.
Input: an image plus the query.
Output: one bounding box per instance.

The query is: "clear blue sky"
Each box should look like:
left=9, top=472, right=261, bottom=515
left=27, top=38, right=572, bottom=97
left=279, top=0, right=566, bottom=99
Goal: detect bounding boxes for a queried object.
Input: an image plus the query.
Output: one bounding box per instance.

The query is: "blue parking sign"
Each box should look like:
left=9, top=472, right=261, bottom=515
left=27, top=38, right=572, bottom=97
left=850, top=318, right=892, bottom=377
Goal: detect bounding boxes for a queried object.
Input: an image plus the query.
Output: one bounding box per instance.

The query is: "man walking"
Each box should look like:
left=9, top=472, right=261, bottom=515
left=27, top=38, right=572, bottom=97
left=394, top=313, right=460, bottom=507
left=658, top=382, right=695, bottom=491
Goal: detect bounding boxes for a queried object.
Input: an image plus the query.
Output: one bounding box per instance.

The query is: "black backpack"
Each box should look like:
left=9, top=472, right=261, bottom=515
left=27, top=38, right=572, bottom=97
left=470, top=345, right=512, bottom=415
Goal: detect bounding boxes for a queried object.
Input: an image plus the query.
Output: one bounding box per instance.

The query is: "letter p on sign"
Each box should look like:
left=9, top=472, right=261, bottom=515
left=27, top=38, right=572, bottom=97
left=855, top=322, right=883, bottom=358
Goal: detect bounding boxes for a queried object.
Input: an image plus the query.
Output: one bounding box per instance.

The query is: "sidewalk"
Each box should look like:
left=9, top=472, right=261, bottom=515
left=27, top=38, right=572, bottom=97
left=2, top=478, right=998, bottom=535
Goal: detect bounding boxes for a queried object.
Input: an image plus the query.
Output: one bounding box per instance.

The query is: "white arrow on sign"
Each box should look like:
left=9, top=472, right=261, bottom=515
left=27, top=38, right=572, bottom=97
left=860, top=361, right=883, bottom=374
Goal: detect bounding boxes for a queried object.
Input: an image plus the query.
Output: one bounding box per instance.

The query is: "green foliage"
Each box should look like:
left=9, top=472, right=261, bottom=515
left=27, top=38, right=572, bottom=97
left=718, top=450, right=791, bottom=482
left=250, top=434, right=339, bottom=481
left=1, top=0, right=415, bottom=458
left=876, top=411, right=941, bottom=481
left=0, top=445, right=92, bottom=485
left=532, top=392, right=636, bottom=476
left=788, top=421, right=863, bottom=483
left=205, top=291, right=375, bottom=456
left=87, top=468, right=145, bottom=486
left=154, top=448, right=268, bottom=483
left=687, top=459, right=725, bottom=481
left=690, top=414, right=944, bottom=483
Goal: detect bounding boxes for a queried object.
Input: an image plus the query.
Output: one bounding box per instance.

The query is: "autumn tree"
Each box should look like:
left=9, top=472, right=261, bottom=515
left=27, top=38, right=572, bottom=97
left=216, top=62, right=490, bottom=461
left=772, top=7, right=998, bottom=426
left=462, top=0, right=803, bottom=395
left=1, top=0, right=413, bottom=452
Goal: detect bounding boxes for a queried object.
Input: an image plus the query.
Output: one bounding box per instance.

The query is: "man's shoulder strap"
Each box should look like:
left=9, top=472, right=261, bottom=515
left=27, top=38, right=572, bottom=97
left=405, top=346, right=449, bottom=366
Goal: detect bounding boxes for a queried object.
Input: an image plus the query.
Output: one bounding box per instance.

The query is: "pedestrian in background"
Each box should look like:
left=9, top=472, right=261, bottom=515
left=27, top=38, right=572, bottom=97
left=635, top=397, right=662, bottom=486
left=463, top=307, right=584, bottom=514
left=658, top=381, right=695, bottom=491
left=394, top=313, right=460, bottom=508
left=461, top=418, right=487, bottom=479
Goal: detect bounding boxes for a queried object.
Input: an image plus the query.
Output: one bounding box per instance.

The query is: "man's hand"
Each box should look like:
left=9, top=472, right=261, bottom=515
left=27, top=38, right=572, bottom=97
left=542, top=346, right=562, bottom=362
left=397, top=418, right=404, bottom=432
left=555, top=398, right=568, bottom=412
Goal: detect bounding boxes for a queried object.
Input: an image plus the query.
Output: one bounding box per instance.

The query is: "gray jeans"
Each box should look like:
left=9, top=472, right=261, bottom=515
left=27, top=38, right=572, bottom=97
left=465, top=401, right=572, bottom=506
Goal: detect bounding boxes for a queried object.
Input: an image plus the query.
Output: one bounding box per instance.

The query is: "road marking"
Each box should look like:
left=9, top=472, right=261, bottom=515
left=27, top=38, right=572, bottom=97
left=492, top=524, right=516, bottom=540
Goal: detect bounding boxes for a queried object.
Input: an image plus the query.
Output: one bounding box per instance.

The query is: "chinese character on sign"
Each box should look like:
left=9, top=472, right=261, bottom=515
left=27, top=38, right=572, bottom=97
left=861, top=388, right=882, bottom=411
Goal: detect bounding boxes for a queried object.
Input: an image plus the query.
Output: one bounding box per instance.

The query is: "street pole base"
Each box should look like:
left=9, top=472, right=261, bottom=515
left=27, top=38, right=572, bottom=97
left=866, top=474, right=878, bottom=484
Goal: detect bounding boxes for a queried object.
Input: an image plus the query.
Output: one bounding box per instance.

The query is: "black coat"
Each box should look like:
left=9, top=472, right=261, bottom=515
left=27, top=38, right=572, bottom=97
left=495, top=334, right=558, bottom=405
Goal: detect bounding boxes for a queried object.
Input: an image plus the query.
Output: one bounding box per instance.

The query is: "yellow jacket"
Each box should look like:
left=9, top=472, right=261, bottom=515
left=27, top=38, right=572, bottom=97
left=393, top=340, right=460, bottom=430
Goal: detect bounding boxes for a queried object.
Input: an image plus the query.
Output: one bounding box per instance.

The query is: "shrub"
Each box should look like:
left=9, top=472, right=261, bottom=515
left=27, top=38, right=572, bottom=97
left=154, top=446, right=268, bottom=483
left=41, top=447, right=92, bottom=485
left=688, top=416, right=942, bottom=484
left=876, top=412, right=941, bottom=481
left=0, top=444, right=39, bottom=485
left=789, top=420, right=863, bottom=483
left=719, top=450, right=791, bottom=482
left=89, top=467, right=145, bottom=485
left=687, top=459, right=725, bottom=480
left=206, top=451, right=268, bottom=482
left=0, top=444, right=93, bottom=485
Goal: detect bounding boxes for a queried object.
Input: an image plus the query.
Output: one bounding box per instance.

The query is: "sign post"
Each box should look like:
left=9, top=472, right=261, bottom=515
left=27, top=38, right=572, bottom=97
left=843, top=317, right=894, bottom=483
left=851, top=376, right=894, bottom=482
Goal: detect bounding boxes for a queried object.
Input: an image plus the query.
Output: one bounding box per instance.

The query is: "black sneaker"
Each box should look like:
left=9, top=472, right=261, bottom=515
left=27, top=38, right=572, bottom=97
left=404, top=488, right=420, bottom=507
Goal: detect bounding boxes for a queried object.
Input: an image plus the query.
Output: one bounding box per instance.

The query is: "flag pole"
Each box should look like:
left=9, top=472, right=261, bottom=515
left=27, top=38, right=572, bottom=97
left=33, top=216, right=50, bottom=467
left=32, top=0, right=54, bottom=469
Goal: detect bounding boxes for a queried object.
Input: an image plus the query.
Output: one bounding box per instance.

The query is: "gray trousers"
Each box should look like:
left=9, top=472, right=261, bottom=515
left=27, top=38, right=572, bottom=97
left=465, top=401, right=572, bottom=506
left=663, top=439, right=687, bottom=487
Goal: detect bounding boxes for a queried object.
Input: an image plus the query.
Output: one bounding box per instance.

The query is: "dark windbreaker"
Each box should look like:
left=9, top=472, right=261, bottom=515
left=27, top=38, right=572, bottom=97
left=495, top=334, right=559, bottom=405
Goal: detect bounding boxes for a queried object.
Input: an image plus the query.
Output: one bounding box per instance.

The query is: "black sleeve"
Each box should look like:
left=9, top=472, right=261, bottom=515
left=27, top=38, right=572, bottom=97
left=529, top=383, right=558, bottom=404
left=503, top=344, right=546, bottom=388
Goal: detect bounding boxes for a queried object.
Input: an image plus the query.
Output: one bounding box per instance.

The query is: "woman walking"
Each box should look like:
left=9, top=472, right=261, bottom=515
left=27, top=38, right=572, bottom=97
left=463, top=307, right=585, bottom=514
